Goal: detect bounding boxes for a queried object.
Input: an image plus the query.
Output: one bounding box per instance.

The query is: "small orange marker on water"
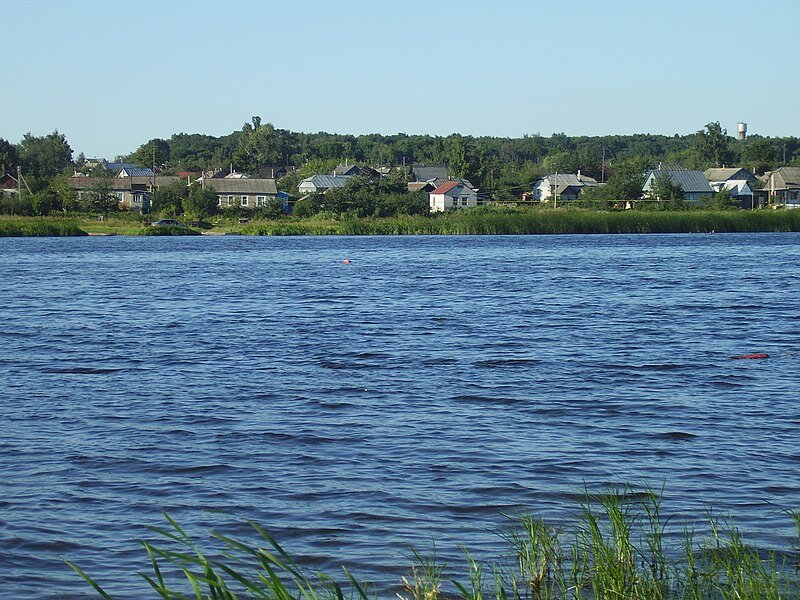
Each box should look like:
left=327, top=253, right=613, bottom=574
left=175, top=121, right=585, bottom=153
left=731, top=353, right=769, bottom=360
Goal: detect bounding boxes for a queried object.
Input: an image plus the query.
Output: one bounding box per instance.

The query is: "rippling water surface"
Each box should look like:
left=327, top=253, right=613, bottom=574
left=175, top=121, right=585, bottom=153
left=1, top=233, right=799, bottom=598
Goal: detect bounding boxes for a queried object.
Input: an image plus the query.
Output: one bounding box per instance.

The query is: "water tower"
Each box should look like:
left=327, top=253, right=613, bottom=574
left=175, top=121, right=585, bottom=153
left=738, top=122, right=747, bottom=140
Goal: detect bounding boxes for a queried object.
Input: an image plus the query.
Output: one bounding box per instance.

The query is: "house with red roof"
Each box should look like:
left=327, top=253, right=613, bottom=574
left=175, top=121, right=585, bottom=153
left=429, top=180, right=478, bottom=212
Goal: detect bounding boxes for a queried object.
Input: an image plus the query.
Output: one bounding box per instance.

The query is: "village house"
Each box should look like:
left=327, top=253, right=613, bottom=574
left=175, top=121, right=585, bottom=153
left=298, top=174, right=352, bottom=195
left=68, top=176, right=181, bottom=212
left=532, top=172, right=598, bottom=202
left=642, top=166, right=714, bottom=202
left=82, top=160, right=155, bottom=178
left=1, top=172, right=19, bottom=196
left=200, top=178, right=282, bottom=210
left=429, top=180, right=478, bottom=212
left=407, top=181, right=435, bottom=194
left=411, top=164, right=448, bottom=184
left=258, top=165, right=296, bottom=179
left=704, top=167, right=758, bottom=208
left=761, top=166, right=800, bottom=208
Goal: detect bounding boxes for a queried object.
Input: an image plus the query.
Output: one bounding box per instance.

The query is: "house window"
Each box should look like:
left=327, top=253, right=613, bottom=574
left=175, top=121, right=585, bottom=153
left=241, top=195, right=249, bottom=206
left=257, top=195, right=266, bottom=206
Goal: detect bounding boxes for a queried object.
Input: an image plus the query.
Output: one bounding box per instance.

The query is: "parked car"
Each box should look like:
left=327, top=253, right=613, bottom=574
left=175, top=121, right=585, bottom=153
left=151, top=219, right=186, bottom=227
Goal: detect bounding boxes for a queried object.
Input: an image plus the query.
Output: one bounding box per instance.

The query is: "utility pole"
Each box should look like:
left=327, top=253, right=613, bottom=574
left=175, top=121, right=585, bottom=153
left=601, top=147, right=606, bottom=184
left=553, top=168, right=558, bottom=209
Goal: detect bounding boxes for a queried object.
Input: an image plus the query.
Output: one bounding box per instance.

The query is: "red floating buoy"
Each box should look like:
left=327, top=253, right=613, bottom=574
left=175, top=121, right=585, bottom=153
left=731, top=353, right=769, bottom=360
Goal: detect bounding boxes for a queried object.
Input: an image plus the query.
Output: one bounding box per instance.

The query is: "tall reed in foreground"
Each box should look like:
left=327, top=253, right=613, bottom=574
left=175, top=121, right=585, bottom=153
left=68, top=487, right=800, bottom=599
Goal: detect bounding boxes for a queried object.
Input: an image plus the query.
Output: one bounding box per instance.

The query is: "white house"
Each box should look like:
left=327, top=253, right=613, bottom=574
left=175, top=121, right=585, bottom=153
left=704, top=167, right=757, bottom=207
left=429, top=181, right=478, bottom=212
left=532, top=172, right=598, bottom=201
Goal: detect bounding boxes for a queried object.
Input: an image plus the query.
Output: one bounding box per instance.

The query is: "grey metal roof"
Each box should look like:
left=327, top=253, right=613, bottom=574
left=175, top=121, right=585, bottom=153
left=411, top=164, right=448, bottom=182
left=300, top=174, right=352, bottom=189
left=333, top=164, right=361, bottom=176
left=645, top=168, right=714, bottom=194
left=536, top=173, right=598, bottom=188
left=761, top=167, right=800, bottom=190
left=102, top=161, right=155, bottom=177
left=68, top=175, right=182, bottom=191
left=776, top=166, right=800, bottom=186
left=704, top=168, right=755, bottom=183
left=203, top=178, right=278, bottom=194
left=118, top=165, right=156, bottom=177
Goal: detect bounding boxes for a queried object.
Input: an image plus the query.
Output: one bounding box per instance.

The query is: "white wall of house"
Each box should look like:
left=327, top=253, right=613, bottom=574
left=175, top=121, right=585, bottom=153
left=298, top=181, right=319, bottom=195
left=429, top=184, right=478, bottom=212
left=533, top=180, right=552, bottom=201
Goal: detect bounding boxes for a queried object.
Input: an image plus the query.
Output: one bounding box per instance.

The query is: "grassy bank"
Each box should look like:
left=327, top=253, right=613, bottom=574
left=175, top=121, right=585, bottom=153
left=69, top=487, right=800, bottom=599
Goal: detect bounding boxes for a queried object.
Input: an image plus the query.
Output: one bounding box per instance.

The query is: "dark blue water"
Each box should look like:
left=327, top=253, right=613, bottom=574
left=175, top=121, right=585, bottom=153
left=1, top=233, right=799, bottom=598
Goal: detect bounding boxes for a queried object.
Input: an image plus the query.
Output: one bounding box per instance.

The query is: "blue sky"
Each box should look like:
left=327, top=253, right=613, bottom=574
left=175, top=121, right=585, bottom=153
left=3, top=0, right=798, bottom=159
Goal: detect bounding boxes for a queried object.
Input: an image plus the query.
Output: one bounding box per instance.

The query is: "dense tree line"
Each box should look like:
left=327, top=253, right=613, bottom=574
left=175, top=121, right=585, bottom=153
left=2, top=122, right=799, bottom=217
left=123, top=118, right=800, bottom=197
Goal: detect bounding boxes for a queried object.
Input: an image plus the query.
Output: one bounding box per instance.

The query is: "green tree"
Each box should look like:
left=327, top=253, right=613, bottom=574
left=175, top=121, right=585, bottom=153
left=183, top=184, right=219, bottom=221
left=292, top=195, right=324, bottom=218
left=127, top=139, right=170, bottom=169
left=253, top=198, right=287, bottom=220
left=18, top=131, right=73, bottom=189
left=649, top=172, right=685, bottom=202
left=49, top=175, right=78, bottom=212
left=85, top=173, right=118, bottom=215
left=693, top=122, right=732, bottom=167
left=739, top=137, right=781, bottom=174
left=0, top=138, right=19, bottom=173
left=152, top=180, right=187, bottom=215
left=30, top=189, right=58, bottom=216
left=234, top=117, right=291, bottom=173
left=602, top=158, right=648, bottom=200
left=701, top=188, right=738, bottom=210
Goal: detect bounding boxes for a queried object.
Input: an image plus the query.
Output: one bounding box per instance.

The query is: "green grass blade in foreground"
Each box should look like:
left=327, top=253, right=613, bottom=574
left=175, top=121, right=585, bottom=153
left=65, top=560, right=115, bottom=600
left=67, top=490, right=800, bottom=599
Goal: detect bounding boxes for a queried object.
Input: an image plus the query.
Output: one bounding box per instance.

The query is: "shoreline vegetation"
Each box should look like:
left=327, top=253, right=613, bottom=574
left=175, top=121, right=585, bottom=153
left=3, top=208, right=800, bottom=238
left=68, top=487, right=800, bottom=599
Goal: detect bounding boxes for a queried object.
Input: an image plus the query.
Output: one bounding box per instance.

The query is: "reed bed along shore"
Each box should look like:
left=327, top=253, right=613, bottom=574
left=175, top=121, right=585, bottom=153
left=3, top=209, right=800, bottom=237
left=243, top=208, right=800, bottom=236
left=69, top=488, right=800, bottom=599
left=0, top=216, right=88, bottom=237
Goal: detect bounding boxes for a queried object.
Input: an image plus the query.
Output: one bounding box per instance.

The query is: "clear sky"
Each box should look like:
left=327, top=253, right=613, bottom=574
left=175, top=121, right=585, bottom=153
left=3, top=0, right=798, bottom=159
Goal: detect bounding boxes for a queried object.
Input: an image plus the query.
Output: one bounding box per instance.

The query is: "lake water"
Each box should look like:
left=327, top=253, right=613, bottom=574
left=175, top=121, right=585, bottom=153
left=1, top=233, right=799, bottom=598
